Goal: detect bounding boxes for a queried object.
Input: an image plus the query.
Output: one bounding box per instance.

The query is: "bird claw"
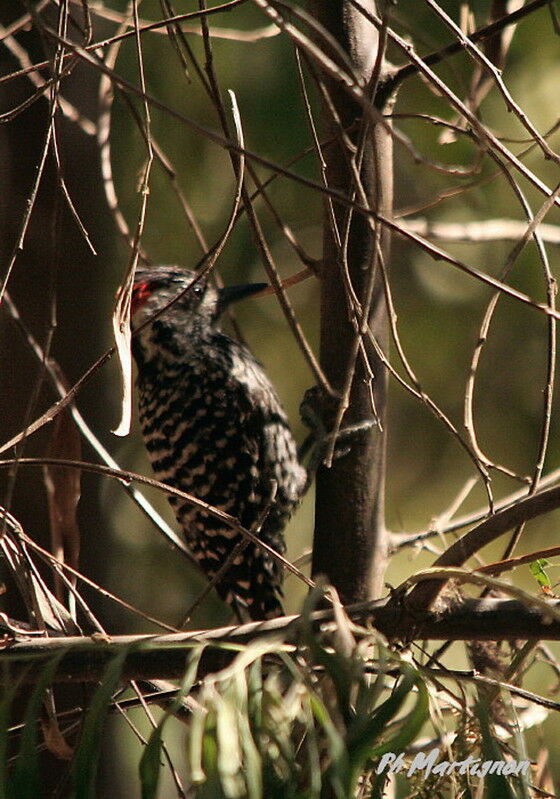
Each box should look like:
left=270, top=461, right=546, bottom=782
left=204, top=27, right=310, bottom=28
left=299, top=386, right=377, bottom=474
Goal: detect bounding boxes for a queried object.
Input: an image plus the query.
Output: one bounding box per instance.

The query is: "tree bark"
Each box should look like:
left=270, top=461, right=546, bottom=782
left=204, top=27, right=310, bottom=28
left=308, top=0, right=392, bottom=602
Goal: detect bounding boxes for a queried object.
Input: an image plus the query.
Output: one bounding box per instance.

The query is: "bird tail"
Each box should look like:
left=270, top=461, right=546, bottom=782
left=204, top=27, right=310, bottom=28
left=231, top=588, right=284, bottom=622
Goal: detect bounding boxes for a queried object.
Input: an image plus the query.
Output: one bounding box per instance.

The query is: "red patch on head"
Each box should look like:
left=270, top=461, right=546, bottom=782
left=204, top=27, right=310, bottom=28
left=131, top=280, right=152, bottom=315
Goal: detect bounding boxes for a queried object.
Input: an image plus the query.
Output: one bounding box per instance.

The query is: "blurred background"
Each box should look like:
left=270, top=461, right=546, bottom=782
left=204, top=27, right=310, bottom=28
left=2, top=0, right=560, bottom=793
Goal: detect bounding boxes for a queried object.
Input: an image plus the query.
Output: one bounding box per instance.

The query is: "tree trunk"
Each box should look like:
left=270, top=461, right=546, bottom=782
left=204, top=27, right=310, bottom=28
left=308, top=0, right=393, bottom=603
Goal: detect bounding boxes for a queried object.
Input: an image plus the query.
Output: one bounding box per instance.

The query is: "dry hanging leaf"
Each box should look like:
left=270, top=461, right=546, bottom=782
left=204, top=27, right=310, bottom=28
left=112, top=260, right=137, bottom=437
left=535, top=745, right=554, bottom=794
left=44, top=407, right=82, bottom=601
left=0, top=532, right=80, bottom=634
left=41, top=692, right=74, bottom=761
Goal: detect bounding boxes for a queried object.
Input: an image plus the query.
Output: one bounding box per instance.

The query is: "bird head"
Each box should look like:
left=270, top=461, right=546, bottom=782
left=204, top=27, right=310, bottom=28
left=130, top=265, right=267, bottom=363
left=131, top=266, right=213, bottom=331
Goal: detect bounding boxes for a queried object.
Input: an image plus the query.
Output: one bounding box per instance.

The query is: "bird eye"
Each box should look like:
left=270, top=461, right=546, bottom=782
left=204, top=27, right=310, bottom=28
left=192, top=284, right=204, bottom=297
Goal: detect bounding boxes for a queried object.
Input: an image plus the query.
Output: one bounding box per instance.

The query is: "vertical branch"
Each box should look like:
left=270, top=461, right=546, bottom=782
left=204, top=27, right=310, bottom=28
left=308, top=0, right=393, bottom=601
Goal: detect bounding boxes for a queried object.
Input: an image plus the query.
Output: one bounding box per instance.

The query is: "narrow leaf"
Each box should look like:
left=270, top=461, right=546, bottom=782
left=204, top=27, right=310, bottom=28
left=0, top=668, right=15, bottom=799
left=73, top=650, right=128, bottom=799
left=41, top=690, right=73, bottom=761
left=216, top=691, right=243, bottom=796
left=139, top=647, right=204, bottom=799
left=309, top=692, right=349, bottom=799
left=347, top=669, right=414, bottom=759
left=300, top=587, right=354, bottom=724
left=188, top=706, right=208, bottom=785
left=10, top=653, right=65, bottom=798
left=43, top=407, right=82, bottom=602
left=476, top=699, right=517, bottom=799
left=366, top=669, right=429, bottom=760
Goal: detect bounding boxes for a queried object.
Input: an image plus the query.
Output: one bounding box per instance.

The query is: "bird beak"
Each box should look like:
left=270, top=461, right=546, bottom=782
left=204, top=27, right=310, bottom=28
left=218, top=282, right=268, bottom=310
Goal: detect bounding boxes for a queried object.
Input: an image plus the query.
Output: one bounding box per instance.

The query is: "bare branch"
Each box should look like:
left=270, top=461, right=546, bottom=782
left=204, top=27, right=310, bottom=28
left=4, top=595, right=560, bottom=683
left=406, top=484, right=560, bottom=611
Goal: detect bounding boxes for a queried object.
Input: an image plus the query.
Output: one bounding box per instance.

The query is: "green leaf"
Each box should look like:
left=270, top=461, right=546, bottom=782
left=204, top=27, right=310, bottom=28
left=0, top=666, right=17, bottom=799
left=72, top=649, right=128, bottom=799
left=347, top=668, right=413, bottom=761
left=529, top=558, right=551, bottom=589
left=138, top=723, right=164, bottom=799
left=476, top=699, right=517, bottom=799
left=238, top=700, right=262, bottom=799
left=200, top=721, right=225, bottom=799
left=309, top=692, right=349, bottom=799
left=348, top=664, right=429, bottom=793
left=139, top=646, right=204, bottom=799
left=10, top=653, right=65, bottom=799
left=246, top=660, right=263, bottom=733
left=354, top=642, right=388, bottom=719
left=300, top=588, right=356, bottom=726
left=369, top=771, right=388, bottom=799
left=188, top=705, right=208, bottom=785
left=369, top=667, right=429, bottom=758
left=215, top=690, right=243, bottom=797
left=302, top=696, right=321, bottom=799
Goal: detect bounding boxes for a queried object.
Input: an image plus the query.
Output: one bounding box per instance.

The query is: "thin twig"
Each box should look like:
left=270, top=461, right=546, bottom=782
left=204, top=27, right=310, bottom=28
left=422, top=0, right=559, bottom=165
left=0, top=458, right=315, bottom=591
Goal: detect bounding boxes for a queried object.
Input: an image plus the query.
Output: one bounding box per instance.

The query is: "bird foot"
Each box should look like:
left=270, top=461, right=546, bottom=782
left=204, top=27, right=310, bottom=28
left=299, top=386, right=377, bottom=475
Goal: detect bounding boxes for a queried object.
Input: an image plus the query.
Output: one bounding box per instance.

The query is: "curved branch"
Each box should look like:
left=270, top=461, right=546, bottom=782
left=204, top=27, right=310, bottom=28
left=377, top=0, right=550, bottom=103
left=406, top=484, right=560, bottom=611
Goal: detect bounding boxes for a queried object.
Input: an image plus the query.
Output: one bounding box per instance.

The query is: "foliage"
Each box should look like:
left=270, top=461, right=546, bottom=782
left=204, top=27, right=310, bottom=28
left=0, top=605, right=539, bottom=799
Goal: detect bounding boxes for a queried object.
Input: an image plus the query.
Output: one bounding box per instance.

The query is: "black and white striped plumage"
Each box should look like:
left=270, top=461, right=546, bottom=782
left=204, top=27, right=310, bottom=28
left=131, top=265, right=306, bottom=620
